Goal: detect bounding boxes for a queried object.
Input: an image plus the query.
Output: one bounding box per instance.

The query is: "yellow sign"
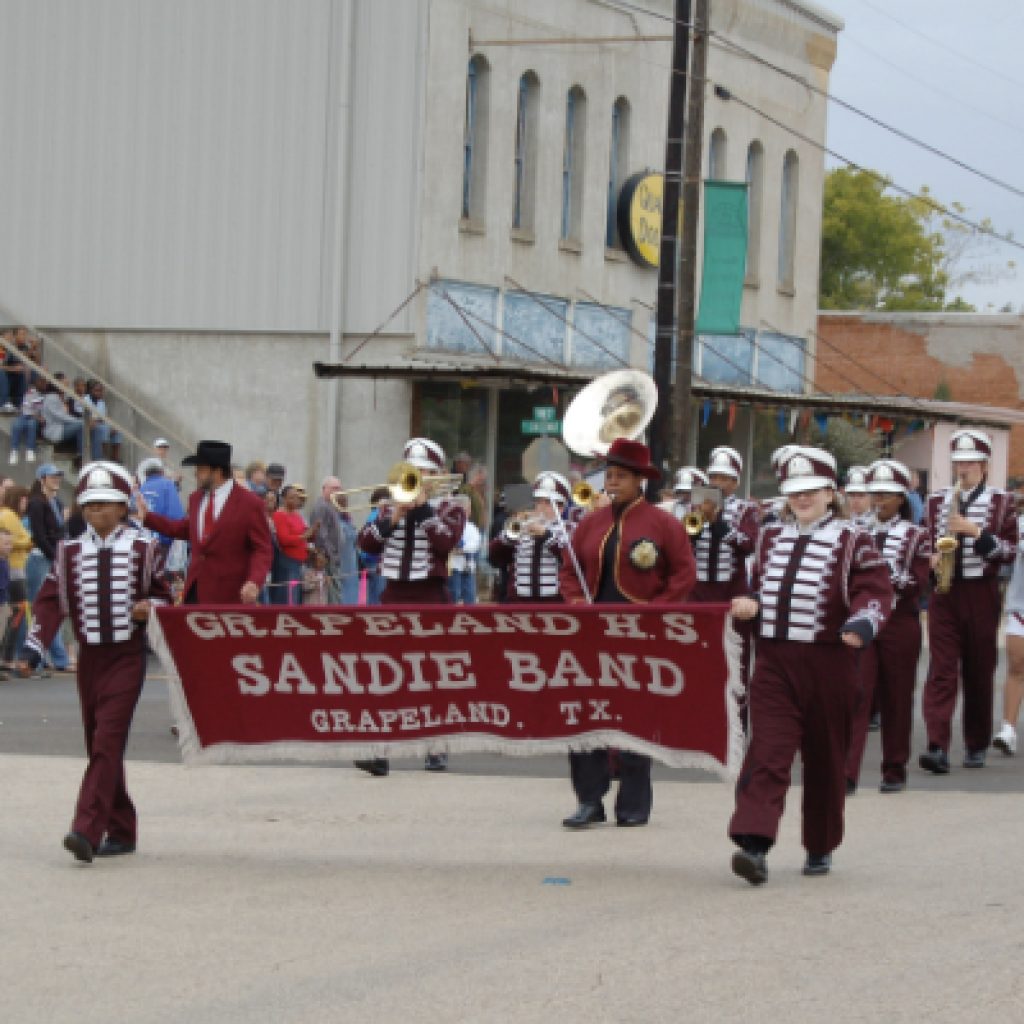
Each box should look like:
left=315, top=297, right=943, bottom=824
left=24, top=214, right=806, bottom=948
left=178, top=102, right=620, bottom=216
left=620, top=172, right=664, bottom=269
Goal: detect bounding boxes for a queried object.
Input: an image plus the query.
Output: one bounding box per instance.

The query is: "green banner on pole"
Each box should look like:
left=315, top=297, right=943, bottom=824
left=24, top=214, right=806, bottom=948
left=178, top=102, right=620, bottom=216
left=695, top=181, right=748, bottom=336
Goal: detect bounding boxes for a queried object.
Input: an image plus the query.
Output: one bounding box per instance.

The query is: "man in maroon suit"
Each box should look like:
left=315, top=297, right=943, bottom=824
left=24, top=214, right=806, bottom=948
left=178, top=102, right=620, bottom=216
left=135, top=439, right=273, bottom=605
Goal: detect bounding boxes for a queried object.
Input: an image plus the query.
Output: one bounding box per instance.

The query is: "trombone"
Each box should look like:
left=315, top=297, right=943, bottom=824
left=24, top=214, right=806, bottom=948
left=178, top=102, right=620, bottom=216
left=331, top=461, right=463, bottom=514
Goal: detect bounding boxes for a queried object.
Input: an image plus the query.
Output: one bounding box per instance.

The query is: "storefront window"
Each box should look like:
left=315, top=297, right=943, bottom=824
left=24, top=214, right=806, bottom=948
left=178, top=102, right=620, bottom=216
left=426, top=281, right=498, bottom=355
left=416, top=382, right=490, bottom=472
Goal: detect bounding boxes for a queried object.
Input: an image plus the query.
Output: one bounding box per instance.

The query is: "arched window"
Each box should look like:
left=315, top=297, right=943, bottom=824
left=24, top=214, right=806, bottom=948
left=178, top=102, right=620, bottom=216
left=708, top=127, right=728, bottom=180
left=461, top=55, right=490, bottom=222
left=606, top=97, right=630, bottom=248
left=561, top=86, right=587, bottom=243
left=513, top=71, right=540, bottom=233
left=745, top=140, right=764, bottom=284
left=778, top=149, right=799, bottom=290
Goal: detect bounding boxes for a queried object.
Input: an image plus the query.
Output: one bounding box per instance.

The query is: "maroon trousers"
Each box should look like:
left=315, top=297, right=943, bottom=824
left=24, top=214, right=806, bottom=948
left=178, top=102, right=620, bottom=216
left=72, top=637, right=147, bottom=847
left=923, top=579, right=1001, bottom=754
left=846, top=607, right=921, bottom=786
left=729, top=639, right=860, bottom=855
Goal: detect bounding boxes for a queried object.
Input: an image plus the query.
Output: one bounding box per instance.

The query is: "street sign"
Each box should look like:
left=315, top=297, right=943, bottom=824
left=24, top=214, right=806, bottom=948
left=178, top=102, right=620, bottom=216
left=521, top=419, right=561, bottom=436
left=533, top=406, right=557, bottom=421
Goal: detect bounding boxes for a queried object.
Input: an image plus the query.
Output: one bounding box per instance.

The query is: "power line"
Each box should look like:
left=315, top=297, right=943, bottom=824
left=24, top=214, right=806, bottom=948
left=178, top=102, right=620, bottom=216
left=859, top=0, right=1024, bottom=92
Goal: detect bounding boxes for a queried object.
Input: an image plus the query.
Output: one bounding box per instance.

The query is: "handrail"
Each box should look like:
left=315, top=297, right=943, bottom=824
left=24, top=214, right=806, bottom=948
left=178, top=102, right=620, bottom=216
left=0, top=299, right=194, bottom=453
left=0, top=341, right=155, bottom=460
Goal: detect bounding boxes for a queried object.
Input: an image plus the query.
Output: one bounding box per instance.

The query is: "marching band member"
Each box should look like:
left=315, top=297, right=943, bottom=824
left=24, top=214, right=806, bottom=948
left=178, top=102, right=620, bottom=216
left=760, top=445, right=799, bottom=526
left=488, top=471, right=573, bottom=602
left=728, top=447, right=892, bottom=884
left=919, top=429, right=1018, bottom=774
left=559, top=438, right=696, bottom=829
left=993, top=500, right=1024, bottom=756
left=845, top=460, right=930, bottom=793
left=668, top=466, right=709, bottom=520
left=692, top=447, right=761, bottom=689
left=20, top=463, right=172, bottom=862
left=843, top=466, right=873, bottom=526
left=356, top=437, right=467, bottom=775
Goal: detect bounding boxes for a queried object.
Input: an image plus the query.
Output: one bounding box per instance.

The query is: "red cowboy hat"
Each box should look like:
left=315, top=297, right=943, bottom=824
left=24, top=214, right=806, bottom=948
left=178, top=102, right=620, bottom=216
left=605, top=438, right=661, bottom=481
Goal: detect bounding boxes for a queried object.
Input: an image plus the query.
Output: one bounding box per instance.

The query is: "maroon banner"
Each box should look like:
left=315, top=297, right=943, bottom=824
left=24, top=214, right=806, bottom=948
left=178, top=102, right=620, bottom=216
left=151, top=604, right=741, bottom=777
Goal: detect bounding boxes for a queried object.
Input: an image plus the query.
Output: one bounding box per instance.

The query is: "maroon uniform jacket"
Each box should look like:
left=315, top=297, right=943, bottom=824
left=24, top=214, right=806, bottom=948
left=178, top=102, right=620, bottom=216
left=358, top=497, right=466, bottom=582
left=871, top=518, right=930, bottom=618
left=144, top=482, right=273, bottom=603
left=560, top=498, right=696, bottom=604
left=924, top=484, right=1018, bottom=582
left=26, top=525, right=172, bottom=656
left=751, top=514, right=893, bottom=644
left=692, top=495, right=760, bottom=599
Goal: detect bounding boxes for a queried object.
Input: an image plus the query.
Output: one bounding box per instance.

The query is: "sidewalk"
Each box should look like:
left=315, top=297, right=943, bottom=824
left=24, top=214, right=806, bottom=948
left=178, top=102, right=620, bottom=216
left=2, top=754, right=1019, bottom=1023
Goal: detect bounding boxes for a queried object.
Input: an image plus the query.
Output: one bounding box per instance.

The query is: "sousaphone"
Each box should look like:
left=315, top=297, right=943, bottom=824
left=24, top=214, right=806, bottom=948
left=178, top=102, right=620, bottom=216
left=562, top=368, right=658, bottom=456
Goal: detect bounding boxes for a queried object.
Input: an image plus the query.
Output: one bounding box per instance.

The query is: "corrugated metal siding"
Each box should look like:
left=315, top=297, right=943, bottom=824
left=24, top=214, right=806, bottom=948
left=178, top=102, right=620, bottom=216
left=0, top=0, right=333, bottom=330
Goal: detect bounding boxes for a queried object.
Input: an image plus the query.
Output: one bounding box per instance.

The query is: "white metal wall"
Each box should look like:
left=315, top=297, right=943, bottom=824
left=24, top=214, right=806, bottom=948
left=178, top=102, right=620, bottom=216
left=0, top=0, right=333, bottom=331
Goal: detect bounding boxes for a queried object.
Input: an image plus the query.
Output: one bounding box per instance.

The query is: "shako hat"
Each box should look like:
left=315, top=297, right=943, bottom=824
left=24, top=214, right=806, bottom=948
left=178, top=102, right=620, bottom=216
left=778, top=446, right=837, bottom=496
left=403, top=437, right=446, bottom=473
left=950, top=428, right=992, bottom=463
left=867, top=458, right=912, bottom=495
left=78, top=461, right=133, bottom=505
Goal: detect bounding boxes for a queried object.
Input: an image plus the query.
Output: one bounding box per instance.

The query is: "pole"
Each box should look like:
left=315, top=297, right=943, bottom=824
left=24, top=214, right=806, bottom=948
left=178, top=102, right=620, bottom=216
left=671, top=0, right=708, bottom=468
left=649, top=0, right=691, bottom=480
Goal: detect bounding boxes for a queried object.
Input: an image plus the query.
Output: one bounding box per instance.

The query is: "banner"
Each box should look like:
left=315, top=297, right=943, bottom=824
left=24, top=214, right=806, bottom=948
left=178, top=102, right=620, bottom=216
left=695, top=180, right=748, bottom=336
left=152, top=604, right=742, bottom=778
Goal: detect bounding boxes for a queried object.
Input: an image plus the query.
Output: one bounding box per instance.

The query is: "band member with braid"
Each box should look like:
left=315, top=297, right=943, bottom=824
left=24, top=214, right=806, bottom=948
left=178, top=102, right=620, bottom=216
left=356, top=437, right=467, bottom=775
left=488, top=472, right=574, bottom=602
left=20, top=463, right=172, bottom=863
left=729, top=447, right=892, bottom=884
left=993, top=499, right=1024, bottom=756
left=559, top=438, right=695, bottom=830
left=842, top=466, right=873, bottom=527
left=845, top=459, right=930, bottom=794
left=919, top=429, right=1018, bottom=774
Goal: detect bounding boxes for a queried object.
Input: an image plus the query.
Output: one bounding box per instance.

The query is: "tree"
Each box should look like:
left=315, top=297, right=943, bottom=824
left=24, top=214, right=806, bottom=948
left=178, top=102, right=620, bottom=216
left=819, top=168, right=949, bottom=311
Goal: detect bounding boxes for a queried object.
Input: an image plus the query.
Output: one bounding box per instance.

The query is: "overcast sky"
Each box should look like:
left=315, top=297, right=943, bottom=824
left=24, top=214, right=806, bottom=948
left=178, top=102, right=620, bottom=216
left=822, top=0, right=1024, bottom=311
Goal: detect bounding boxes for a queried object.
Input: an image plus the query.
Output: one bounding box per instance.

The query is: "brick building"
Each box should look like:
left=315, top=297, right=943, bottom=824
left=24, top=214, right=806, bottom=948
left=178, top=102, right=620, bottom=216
left=816, top=312, right=1024, bottom=485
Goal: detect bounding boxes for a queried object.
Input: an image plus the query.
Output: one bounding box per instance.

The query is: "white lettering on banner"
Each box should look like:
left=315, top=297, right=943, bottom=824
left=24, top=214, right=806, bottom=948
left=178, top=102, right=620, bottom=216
left=321, top=654, right=364, bottom=694
left=647, top=658, right=685, bottom=696
left=311, top=613, right=353, bottom=636
left=597, top=653, right=642, bottom=690
left=271, top=614, right=316, bottom=638
left=599, top=613, right=646, bottom=638
left=221, top=613, right=269, bottom=638
left=189, top=612, right=227, bottom=639
left=401, top=613, right=445, bottom=636
left=505, top=651, right=684, bottom=695
left=430, top=652, right=477, bottom=689
left=307, top=702, right=514, bottom=734
left=662, top=613, right=699, bottom=644
left=365, top=654, right=405, bottom=695
left=362, top=614, right=404, bottom=637
left=274, top=652, right=317, bottom=694
left=550, top=650, right=594, bottom=688
left=560, top=701, right=581, bottom=724
left=234, top=654, right=270, bottom=695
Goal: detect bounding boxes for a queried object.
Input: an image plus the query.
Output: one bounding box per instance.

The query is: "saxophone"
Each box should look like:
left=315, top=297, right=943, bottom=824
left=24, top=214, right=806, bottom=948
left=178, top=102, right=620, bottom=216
left=934, top=479, right=962, bottom=595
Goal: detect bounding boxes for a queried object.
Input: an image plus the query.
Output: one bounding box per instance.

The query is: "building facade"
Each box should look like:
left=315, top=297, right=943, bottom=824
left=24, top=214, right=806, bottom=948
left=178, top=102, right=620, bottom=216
left=0, top=0, right=841, bottom=503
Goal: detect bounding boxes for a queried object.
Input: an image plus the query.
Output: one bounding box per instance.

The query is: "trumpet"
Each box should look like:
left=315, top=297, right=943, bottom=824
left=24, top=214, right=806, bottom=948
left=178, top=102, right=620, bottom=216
left=504, top=513, right=550, bottom=541
left=331, top=462, right=463, bottom=514
left=571, top=480, right=599, bottom=508
left=683, top=510, right=705, bottom=536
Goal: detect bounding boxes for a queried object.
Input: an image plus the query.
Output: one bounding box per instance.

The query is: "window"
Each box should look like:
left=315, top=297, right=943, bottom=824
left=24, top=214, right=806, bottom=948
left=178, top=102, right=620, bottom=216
left=504, top=292, right=568, bottom=363
left=606, top=97, right=630, bottom=247
left=561, top=86, right=587, bottom=243
left=461, top=56, right=490, bottom=223
left=513, top=71, right=540, bottom=233
left=708, top=127, right=727, bottom=179
left=571, top=303, right=632, bottom=369
left=778, top=149, right=799, bottom=291
left=426, top=281, right=498, bottom=355
left=745, top=141, right=764, bottom=284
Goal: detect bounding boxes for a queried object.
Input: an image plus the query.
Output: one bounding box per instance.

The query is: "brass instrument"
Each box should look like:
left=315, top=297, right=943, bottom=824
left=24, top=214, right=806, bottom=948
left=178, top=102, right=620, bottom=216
left=504, top=512, right=550, bottom=541
left=683, top=509, right=705, bottom=536
left=562, top=369, right=658, bottom=457
left=571, top=480, right=598, bottom=508
left=330, top=462, right=462, bottom=514
left=934, top=479, right=962, bottom=595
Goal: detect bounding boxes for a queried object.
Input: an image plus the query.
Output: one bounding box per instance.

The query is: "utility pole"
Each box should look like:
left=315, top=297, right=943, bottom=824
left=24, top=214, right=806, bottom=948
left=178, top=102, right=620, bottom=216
left=671, top=0, right=708, bottom=468
left=649, top=0, right=691, bottom=479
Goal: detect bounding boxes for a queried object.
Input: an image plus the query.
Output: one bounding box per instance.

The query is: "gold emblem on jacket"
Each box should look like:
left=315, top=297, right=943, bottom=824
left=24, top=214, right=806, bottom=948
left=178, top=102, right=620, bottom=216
left=629, top=538, right=659, bottom=570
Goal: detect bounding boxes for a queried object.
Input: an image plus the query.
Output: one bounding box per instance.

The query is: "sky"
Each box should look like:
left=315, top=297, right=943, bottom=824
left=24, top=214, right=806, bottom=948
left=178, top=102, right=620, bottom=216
left=821, top=0, right=1024, bottom=311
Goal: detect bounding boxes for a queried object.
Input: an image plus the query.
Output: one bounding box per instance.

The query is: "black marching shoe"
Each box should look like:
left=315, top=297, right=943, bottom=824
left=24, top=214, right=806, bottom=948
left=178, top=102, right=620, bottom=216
left=731, top=848, right=768, bottom=886
left=63, top=831, right=94, bottom=864
left=562, top=802, right=607, bottom=829
left=424, top=753, right=448, bottom=772
left=963, top=750, right=986, bottom=769
left=919, top=747, right=950, bottom=775
left=96, top=836, right=136, bottom=857
left=616, top=816, right=649, bottom=827
left=802, top=853, right=832, bottom=877
left=879, top=778, right=906, bottom=794
left=845, top=778, right=857, bottom=796
left=354, top=759, right=390, bottom=777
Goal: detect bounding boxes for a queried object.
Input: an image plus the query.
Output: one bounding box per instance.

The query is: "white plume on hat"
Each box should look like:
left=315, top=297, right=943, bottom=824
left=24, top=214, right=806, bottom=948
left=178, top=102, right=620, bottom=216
left=707, top=445, right=742, bottom=480
left=673, top=467, right=709, bottom=493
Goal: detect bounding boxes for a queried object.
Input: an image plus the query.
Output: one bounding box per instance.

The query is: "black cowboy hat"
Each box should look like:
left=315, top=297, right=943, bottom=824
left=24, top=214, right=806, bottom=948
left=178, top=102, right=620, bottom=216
left=182, top=440, right=233, bottom=470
